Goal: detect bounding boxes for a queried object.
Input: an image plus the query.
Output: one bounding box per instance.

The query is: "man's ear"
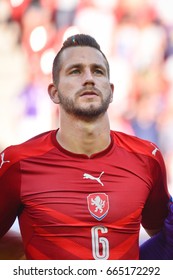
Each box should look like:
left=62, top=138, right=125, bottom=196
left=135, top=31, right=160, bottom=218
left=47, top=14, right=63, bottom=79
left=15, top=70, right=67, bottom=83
left=110, top=83, right=114, bottom=103
left=48, top=83, right=60, bottom=104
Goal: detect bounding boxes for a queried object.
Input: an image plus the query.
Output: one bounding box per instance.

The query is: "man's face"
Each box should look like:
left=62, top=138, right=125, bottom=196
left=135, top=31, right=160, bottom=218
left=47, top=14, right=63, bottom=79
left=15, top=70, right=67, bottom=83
left=54, top=46, right=114, bottom=120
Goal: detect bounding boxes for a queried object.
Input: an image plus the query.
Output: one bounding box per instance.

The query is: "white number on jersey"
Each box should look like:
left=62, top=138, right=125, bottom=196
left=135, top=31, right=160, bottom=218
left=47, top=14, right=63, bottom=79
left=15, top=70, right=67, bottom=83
left=91, top=226, right=109, bottom=259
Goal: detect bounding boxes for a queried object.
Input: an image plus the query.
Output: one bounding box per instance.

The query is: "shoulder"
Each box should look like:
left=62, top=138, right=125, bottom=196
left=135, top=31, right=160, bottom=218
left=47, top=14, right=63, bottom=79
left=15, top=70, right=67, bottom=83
left=111, top=130, right=162, bottom=161
left=0, top=130, right=56, bottom=176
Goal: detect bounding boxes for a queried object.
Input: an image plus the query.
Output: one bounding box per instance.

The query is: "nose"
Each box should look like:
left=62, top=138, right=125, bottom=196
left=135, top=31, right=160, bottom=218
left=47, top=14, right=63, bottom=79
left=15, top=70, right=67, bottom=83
left=82, top=69, right=95, bottom=86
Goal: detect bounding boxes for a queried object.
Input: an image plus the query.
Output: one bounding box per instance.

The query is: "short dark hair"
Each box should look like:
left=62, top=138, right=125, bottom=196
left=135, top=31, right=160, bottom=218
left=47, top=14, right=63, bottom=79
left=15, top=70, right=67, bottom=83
left=52, top=34, right=110, bottom=84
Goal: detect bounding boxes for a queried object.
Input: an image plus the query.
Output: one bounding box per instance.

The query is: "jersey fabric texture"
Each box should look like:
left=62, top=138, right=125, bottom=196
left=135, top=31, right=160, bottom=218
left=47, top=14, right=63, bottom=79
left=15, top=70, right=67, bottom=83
left=0, top=130, right=170, bottom=260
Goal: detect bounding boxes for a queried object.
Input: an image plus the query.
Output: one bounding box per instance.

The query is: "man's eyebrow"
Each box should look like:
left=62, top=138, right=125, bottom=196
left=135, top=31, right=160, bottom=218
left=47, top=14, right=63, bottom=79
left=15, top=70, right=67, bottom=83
left=65, top=63, right=82, bottom=71
left=92, top=63, right=107, bottom=70
left=66, top=63, right=107, bottom=69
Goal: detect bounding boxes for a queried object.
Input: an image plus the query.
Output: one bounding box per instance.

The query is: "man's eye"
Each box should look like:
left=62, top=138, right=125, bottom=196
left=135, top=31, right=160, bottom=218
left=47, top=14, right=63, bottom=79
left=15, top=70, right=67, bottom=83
left=94, top=69, right=104, bottom=75
left=70, top=69, right=80, bottom=74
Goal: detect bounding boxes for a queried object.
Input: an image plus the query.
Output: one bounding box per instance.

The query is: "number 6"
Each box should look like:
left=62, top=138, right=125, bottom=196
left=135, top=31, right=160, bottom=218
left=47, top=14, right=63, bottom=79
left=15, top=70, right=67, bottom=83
left=91, top=226, right=109, bottom=259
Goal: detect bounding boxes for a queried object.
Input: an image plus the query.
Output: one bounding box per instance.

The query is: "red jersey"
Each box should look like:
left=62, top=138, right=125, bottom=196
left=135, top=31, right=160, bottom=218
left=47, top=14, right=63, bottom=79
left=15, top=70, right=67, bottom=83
left=0, top=130, right=170, bottom=260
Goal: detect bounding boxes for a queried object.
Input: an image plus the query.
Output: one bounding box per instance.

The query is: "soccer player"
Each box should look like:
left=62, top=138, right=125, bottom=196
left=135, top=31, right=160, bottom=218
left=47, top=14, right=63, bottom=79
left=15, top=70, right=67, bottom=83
left=0, top=34, right=171, bottom=260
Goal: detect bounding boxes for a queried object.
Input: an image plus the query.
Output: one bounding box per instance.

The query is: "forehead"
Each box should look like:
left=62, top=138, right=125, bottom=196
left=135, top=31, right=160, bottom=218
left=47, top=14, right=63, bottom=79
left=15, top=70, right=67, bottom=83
left=60, top=46, right=107, bottom=70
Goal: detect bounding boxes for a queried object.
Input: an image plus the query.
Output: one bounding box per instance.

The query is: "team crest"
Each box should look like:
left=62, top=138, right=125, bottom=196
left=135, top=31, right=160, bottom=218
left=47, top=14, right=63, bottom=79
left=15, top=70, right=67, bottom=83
left=87, top=193, right=109, bottom=221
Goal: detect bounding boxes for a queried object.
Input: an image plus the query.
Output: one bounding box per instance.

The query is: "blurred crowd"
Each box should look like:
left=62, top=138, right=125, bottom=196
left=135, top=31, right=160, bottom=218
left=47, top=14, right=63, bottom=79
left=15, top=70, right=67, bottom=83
left=0, top=0, right=173, bottom=195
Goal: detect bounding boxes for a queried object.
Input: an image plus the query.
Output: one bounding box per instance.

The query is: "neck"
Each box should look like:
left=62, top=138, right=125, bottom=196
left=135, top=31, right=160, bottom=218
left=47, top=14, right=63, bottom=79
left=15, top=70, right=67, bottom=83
left=56, top=111, right=111, bottom=157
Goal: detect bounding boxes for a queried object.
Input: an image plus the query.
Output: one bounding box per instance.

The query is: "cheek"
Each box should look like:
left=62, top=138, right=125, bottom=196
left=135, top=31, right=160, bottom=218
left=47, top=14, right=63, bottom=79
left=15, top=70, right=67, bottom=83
left=58, top=79, right=77, bottom=94
left=101, top=82, right=113, bottom=94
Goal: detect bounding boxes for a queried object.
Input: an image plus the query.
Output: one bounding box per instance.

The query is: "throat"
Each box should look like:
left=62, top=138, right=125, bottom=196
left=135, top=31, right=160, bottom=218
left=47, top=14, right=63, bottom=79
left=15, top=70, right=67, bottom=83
left=56, top=129, right=111, bottom=157
left=57, top=113, right=111, bottom=156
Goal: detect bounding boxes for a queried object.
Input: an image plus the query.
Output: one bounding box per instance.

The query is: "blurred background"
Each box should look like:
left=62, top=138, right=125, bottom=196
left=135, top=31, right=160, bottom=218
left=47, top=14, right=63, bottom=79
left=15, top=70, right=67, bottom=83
left=1, top=0, right=173, bottom=243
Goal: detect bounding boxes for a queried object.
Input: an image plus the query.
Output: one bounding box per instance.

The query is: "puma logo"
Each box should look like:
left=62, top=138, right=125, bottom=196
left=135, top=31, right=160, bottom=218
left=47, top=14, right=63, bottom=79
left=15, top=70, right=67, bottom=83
left=83, top=171, right=104, bottom=186
left=0, top=152, right=10, bottom=168
left=151, top=143, right=159, bottom=156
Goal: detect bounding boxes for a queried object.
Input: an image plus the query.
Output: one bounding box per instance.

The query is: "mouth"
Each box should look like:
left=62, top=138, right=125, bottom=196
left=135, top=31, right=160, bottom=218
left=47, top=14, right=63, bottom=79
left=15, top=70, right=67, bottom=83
left=80, top=90, right=99, bottom=97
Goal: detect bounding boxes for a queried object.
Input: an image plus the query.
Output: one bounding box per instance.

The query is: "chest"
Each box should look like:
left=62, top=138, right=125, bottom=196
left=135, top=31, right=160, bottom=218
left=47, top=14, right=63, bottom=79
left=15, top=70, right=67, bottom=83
left=20, top=153, right=152, bottom=225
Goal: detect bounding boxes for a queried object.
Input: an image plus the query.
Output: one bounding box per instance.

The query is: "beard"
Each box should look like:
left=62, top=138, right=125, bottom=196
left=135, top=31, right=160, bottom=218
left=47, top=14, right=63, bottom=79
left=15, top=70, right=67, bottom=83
left=57, top=88, right=112, bottom=121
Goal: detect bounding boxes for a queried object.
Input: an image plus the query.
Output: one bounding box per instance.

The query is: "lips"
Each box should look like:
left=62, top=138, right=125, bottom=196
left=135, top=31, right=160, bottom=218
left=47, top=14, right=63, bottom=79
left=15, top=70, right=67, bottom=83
left=81, top=92, right=98, bottom=96
left=80, top=89, right=99, bottom=97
